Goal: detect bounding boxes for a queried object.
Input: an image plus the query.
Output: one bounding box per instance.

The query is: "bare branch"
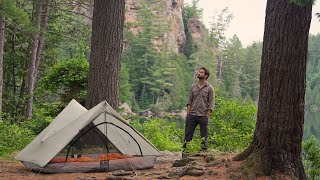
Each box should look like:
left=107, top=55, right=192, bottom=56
left=52, top=7, right=92, bottom=20
left=64, top=1, right=93, bottom=12
left=47, top=30, right=78, bottom=41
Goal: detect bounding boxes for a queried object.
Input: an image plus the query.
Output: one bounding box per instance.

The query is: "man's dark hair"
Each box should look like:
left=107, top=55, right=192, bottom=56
left=200, top=67, right=210, bottom=79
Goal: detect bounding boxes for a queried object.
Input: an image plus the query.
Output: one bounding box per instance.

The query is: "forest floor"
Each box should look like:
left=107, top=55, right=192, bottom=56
left=0, top=151, right=289, bottom=180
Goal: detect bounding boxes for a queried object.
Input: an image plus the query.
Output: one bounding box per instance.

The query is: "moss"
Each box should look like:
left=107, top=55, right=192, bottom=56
left=240, top=149, right=271, bottom=178
left=239, top=149, right=302, bottom=179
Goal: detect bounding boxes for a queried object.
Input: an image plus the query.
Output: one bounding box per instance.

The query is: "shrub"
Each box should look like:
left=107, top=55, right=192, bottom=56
left=130, top=117, right=184, bottom=151
left=41, top=58, right=89, bottom=103
left=130, top=97, right=257, bottom=153
left=209, top=97, right=256, bottom=152
left=302, top=137, right=320, bottom=179
left=0, top=122, right=34, bottom=156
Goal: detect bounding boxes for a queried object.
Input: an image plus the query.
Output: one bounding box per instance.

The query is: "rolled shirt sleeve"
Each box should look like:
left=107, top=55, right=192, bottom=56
left=208, top=86, right=215, bottom=112
left=187, top=85, right=194, bottom=106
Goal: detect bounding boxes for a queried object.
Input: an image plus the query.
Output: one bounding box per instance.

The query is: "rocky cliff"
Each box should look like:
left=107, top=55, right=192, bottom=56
left=126, top=0, right=186, bottom=53
left=76, top=0, right=206, bottom=54
left=188, top=18, right=204, bottom=44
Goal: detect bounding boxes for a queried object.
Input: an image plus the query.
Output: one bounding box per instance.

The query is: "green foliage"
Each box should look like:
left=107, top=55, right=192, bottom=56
left=20, top=117, right=52, bottom=135
left=304, top=112, right=320, bottom=145
left=209, top=97, right=256, bottom=151
left=184, top=0, right=203, bottom=19
left=120, top=63, right=134, bottom=105
left=0, top=122, right=34, bottom=156
left=1, top=0, right=92, bottom=121
left=183, top=32, right=196, bottom=59
left=183, top=0, right=203, bottom=32
left=123, top=0, right=191, bottom=110
left=302, top=137, right=320, bottom=179
left=0, top=2, right=318, bottom=174
left=209, top=7, right=234, bottom=49
left=41, top=58, right=89, bottom=102
left=0, top=0, right=30, bottom=27
left=182, top=1, right=203, bottom=59
left=130, top=117, right=184, bottom=151
left=306, top=34, right=320, bottom=112
left=223, top=35, right=244, bottom=100
left=130, top=96, right=256, bottom=153
left=183, top=137, right=202, bottom=154
left=239, top=42, right=262, bottom=101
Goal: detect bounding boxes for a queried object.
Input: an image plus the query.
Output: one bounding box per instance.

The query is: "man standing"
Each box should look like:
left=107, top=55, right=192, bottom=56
left=183, top=67, right=215, bottom=153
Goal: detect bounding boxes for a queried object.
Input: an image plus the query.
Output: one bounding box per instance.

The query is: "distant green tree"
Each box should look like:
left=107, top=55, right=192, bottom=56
left=0, top=0, right=30, bottom=121
left=120, top=63, right=133, bottom=105
left=123, top=0, right=191, bottom=110
left=182, top=0, right=202, bottom=59
left=208, top=8, right=233, bottom=49
left=240, top=42, right=262, bottom=101
left=208, top=8, right=233, bottom=89
left=1, top=0, right=92, bottom=121
left=223, top=35, right=244, bottom=100
left=306, top=34, right=320, bottom=112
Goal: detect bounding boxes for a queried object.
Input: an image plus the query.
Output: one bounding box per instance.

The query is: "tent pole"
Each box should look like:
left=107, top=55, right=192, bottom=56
left=105, top=111, right=110, bottom=172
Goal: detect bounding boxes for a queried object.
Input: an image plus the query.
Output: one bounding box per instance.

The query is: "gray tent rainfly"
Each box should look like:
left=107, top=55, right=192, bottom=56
left=15, top=100, right=161, bottom=173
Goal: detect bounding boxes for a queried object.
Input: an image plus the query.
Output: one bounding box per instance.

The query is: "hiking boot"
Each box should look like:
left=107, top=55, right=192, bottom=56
left=182, top=141, right=187, bottom=149
left=182, top=152, right=189, bottom=159
left=200, top=141, right=208, bottom=151
left=182, top=142, right=187, bottom=152
left=182, top=141, right=189, bottom=159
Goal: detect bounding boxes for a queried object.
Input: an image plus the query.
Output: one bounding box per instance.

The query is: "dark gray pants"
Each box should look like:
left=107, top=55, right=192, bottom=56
left=184, top=114, right=208, bottom=143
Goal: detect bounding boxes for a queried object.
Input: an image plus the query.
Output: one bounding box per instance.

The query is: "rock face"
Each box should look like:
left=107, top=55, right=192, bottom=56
left=76, top=0, right=186, bottom=53
left=126, top=0, right=186, bottom=53
left=187, top=18, right=203, bottom=44
left=163, top=0, right=186, bottom=53
left=125, top=0, right=143, bottom=35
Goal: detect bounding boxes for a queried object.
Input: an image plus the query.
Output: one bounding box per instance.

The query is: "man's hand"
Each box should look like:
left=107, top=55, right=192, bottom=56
left=187, top=105, right=191, bottom=114
left=207, top=111, right=212, bottom=119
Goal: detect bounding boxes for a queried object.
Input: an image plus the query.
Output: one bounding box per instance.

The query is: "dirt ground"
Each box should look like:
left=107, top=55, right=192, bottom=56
left=0, top=151, right=244, bottom=180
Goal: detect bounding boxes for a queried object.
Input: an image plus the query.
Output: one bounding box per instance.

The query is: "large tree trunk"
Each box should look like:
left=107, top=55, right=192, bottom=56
left=10, top=27, right=17, bottom=118
left=25, top=0, right=51, bottom=119
left=0, top=16, right=5, bottom=122
left=233, top=0, right=312, bottom=179
left=26, top=0, right=43, bottom=119
left=35, top=0, right=51, bottom=77
left=11, top=27, right=16, bottom=96
left=86, top=0, right=125, bottom=109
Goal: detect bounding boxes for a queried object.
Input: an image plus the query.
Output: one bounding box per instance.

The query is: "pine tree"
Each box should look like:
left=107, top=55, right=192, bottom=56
left=234, top=0, right=312, bottom=178
left=86, top=0, right=125, bottom=110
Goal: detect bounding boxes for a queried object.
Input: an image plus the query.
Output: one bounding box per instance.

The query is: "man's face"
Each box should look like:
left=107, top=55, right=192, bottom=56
left=198, top=69, right=206, bottom=79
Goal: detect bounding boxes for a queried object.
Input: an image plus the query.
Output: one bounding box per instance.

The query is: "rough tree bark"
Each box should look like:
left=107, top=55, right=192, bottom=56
left=86, top=0, right=125, bottom=110
left=25, top=0, right=51, bottom=119
left=0, top=16, right=5, bottom=122
left=35, top=0, right=52, bottom=77
left=26, top=0, right=43, bottom=119
left=233, top=0, right=312, bottom=179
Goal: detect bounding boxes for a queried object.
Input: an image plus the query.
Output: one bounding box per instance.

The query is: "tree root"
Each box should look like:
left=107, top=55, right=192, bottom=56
left=233, top=143, right=255, bottom=161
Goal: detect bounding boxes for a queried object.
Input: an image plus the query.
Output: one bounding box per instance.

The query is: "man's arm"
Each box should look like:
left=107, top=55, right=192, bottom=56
left=187, top=105, right=191, bottom=114
left=187, top=86, right=193, bottom=114
left=207, top=86, right=215, bottom=118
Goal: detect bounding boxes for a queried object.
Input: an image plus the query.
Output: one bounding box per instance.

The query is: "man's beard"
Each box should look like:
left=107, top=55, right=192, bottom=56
left=198, top=76, right=204, bottom=79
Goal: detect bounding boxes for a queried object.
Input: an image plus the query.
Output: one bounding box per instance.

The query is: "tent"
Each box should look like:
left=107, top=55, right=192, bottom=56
left=15, top=100, right=161, bottom=173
